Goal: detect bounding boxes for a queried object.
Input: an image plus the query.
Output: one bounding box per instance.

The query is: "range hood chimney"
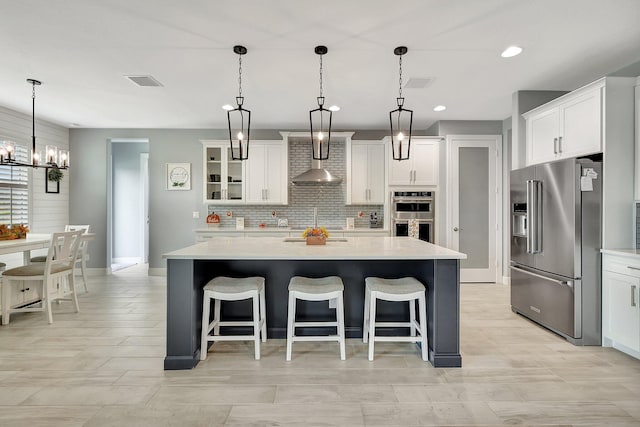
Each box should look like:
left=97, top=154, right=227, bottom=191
left=291, top=140, right=342, bottom=184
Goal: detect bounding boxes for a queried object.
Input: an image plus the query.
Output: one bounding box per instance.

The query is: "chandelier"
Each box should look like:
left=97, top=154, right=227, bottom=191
left=0, top=79, right=68, bottom=169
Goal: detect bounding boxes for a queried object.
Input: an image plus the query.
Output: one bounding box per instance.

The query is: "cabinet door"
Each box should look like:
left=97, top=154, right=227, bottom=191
left=350, top=144, right=369, bottom=203
left=526, top=107, right=559, bottom=166
left=205, top=146, right=224, bottom=203
left=367, top=144, right=386, bottom=203
left=559, top=88, right=602, bottom=158
left=412, top=141, right=439, bottom=186
left=603, top=270, right=640, bottom=351
left=264, top=144, right=284, bottom=204
left=389, top=146, right=413, bottom=186
left=225, top=147, right=244, bottom=202
left=245, top=145, right=267, bottom=203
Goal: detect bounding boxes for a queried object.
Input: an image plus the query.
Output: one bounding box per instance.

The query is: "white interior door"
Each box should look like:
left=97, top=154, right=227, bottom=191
left=447, top=135, right=501, bottom=283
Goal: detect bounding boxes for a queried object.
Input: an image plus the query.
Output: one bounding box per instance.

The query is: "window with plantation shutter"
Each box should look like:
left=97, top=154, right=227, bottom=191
left=0, top=144, right=29, bottom=226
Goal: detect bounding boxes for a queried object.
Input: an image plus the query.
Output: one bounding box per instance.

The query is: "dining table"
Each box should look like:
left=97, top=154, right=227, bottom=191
left=0, top=232, right=95, bottom=325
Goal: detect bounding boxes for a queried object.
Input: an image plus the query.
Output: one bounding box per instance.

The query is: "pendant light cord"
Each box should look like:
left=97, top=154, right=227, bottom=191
left=238, top=54, right=243, bottom=100
left=398, top=55, right=403, bottom=101
left=319, top=54, right=323, bottom=100
left=32, top=81, right=36, bottom=147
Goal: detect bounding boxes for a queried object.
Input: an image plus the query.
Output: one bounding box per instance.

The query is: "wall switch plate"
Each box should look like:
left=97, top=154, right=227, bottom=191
left=192, top=211, right=200, bottom=219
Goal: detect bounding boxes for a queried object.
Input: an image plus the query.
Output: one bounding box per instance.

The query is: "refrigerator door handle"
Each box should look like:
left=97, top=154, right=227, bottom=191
left=526, top=180, right=542, bottom=254
left=510, top=265, right=572, bottom=288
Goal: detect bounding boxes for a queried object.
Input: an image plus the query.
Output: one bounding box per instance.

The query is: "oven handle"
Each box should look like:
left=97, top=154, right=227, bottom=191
left=392, top=198, right=433, bottom=203
left=392, top=218, right=434, bottom=224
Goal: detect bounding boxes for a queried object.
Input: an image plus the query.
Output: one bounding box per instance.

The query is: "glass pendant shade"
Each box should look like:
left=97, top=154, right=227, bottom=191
left=390, top=99, right=413, bottom=161
left=228, top=98, right=251, bottom=160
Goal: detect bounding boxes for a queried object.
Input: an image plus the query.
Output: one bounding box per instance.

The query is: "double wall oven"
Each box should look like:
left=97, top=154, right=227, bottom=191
left=391, top=191, right=434, bottom=243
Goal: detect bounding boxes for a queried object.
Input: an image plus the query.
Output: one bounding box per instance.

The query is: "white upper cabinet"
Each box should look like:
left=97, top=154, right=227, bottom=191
left=525, top=80, right=603, bottom=166
left=202, top=141, right=246, bottom=204
left=245, top=141, right=288, bottom=205
left=388, top=137, right=439, bottom=186
left=347, top=141, right=386, bottom=205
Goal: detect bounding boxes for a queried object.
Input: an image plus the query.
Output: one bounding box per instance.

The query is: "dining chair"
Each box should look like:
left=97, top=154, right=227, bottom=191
left=30, top=225, right=91, bottom=292
left=65, top=225, right=91, bottom=292
left=1, top=230, right=83, bottom=324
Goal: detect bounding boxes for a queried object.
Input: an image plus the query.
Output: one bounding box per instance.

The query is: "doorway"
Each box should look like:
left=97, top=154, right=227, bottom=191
left=446, top=135, right=502, bottom=283
left=107, top=139, right=149, bottom=273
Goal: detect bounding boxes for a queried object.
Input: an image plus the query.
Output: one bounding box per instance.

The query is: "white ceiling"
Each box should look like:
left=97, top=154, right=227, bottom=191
left=1, top=0, right=639, bottom=130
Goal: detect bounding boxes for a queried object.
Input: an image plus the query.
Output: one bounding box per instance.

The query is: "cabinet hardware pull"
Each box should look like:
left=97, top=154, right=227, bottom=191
left=553, top=137, right=558, bottom=154
left=632, top=285, right=637, bottom=307
left=627, top=266, right=640, bottom=271
left=558, top=136, right=563, bottom=153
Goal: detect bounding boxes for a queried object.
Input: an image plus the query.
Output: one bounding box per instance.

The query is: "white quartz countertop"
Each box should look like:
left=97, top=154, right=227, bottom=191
left=194, top=227, right=388, bottom=233
left=164, top=236, right=466, bottom=260
left=601, top=248, right=640, bottom=259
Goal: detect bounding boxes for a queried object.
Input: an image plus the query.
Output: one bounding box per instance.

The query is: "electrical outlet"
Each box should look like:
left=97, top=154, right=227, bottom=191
left=192, top=211, right=200, bottom=219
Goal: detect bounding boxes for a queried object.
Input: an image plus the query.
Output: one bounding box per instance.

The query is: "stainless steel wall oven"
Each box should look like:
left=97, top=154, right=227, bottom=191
left=391, top=191, right=434, bottom=243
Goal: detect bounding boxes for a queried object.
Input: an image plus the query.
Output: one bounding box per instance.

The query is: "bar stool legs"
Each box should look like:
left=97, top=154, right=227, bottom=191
left=200, top=276, right=266, bottom=361
left=363, top=277, right=428, bottom=362
left=286, top=276, right=346, bottom=361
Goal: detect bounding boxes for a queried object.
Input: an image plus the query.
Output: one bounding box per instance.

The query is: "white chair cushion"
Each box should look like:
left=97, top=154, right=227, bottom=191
left=365, top=277, right=425, bottom=294
left=204, top=276, right=264, bottom=293
left=288, top=276, right=344, bottom=293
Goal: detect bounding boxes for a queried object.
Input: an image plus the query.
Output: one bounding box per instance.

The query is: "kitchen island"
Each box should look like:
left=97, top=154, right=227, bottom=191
left=163, top=236, right=466, bottom=369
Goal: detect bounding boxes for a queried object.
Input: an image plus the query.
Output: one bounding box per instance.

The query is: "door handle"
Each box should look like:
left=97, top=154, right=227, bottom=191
left=453, top=227, right=461, bottom=232
left=558, top=136, right=563, bottom=153
left=553, top=137, right=558, bottom=154
left=632, top=285, right=637, bottom=307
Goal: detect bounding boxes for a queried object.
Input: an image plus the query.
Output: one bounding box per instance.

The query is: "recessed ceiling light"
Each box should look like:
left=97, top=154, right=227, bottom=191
left=328, top=105, right=340, bottom=112
left=221, top=104, right=234, bottom=111
left=433, top=105, right=446, bottom=112
left=501, top=46, right=523, bottom=58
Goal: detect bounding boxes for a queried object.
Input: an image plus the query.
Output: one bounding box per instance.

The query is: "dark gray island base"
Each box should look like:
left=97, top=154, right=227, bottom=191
left=164, top=254, right=462, bottom=369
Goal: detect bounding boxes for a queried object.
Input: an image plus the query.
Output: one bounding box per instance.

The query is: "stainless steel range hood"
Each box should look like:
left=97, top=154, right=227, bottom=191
left=292, top=158, right=342, bottom=184
left=291, top=140, right=342, bottom=184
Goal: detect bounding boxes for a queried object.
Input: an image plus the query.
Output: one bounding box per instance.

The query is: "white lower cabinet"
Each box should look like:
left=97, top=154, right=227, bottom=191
left=602, top=253, right=640, bottom=358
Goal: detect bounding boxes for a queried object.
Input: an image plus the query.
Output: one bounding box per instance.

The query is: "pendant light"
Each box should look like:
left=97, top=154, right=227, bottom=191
left=227, top=45, right=251, bottom=160
left=309, top=45, right=333, bottom=160
left=389, top=46, right=413, bottom=161
left=0, top=79, right=68, bottom=169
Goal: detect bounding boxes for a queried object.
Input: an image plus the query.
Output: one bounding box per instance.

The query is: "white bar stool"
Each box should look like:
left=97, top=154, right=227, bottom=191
left=363, top=277, right=428, bottom=361
left=200, top=276, right=266, bottom=360
left=286, top=276, right=346, bottom=361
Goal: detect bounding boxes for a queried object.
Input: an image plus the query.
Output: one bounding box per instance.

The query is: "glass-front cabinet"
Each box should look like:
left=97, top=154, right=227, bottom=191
left=202, top=141, right=245, bottom=204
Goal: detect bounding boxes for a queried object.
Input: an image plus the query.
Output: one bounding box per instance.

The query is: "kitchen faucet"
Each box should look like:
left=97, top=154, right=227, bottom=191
left=313, top=207, right=318, bottom=228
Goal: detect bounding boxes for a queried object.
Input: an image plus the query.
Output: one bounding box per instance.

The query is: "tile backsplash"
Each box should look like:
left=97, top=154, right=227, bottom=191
left=207, top=139, right=384, bottom=229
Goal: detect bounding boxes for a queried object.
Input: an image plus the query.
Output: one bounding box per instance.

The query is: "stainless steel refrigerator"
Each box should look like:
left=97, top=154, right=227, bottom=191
left=510, top=156, right=602, bottom=345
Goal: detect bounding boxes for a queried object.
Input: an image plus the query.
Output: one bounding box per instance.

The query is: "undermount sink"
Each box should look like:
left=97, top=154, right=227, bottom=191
left=283, top=237, right=349, bottom=242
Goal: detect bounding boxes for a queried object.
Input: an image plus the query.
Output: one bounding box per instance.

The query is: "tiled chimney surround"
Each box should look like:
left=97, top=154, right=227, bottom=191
left=207, top=139, right=384, bottom=229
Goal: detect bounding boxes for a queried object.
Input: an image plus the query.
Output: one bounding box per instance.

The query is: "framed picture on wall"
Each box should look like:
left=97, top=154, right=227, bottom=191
left=166, top=163, right=191, bottom=190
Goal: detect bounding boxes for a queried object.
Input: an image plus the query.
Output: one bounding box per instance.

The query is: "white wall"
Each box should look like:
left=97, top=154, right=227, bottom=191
left=0, top=106, right=69, bottom=268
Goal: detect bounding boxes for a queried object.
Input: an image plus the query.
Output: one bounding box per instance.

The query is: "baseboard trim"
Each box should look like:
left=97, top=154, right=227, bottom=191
left=149, top=268, right=167, bottom=277
left=502, top=275, right=510, bottom=286
left=86, top=268, right=109, bottom=276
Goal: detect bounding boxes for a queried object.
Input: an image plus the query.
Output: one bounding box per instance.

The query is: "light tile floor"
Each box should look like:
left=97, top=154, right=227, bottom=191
left=0, top=265, right=639, bottom=426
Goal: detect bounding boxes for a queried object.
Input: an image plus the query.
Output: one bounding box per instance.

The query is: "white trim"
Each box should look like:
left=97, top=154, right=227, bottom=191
left=501, top=276, right=511, bottom=286
left=446, top=135, right=502, bottom=283
left=148, top=267, right=167, bottom=277
left=86, top=267, right=109, bottom=276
